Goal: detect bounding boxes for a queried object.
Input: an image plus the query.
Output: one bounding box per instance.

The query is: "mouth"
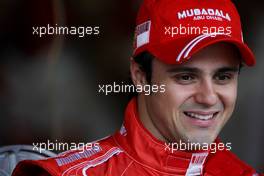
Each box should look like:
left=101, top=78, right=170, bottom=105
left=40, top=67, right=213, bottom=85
left=183, top=111, right=219, bottom=121
left=183, top=111, right=219, bottom=128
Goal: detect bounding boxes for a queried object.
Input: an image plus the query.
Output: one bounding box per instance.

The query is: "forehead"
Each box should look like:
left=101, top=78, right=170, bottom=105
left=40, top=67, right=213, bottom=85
left=154, top=42, right=241, bottom=71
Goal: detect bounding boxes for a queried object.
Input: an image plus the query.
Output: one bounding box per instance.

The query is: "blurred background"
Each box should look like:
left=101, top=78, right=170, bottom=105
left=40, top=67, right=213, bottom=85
left=0, top=0, right=263, bottom=173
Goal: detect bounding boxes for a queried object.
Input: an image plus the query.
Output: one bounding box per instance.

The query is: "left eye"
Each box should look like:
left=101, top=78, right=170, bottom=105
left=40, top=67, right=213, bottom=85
left=214, top=73, right=233, bottom=84
left=216, top=75, right=230, bottom=80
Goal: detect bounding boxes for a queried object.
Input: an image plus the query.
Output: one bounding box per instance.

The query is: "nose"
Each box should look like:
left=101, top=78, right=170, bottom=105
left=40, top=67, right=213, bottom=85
left=194, top=79, right=218, bottom=107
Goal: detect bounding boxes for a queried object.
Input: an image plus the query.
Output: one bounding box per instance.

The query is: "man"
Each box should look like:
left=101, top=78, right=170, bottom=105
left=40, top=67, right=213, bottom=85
left=12, top=0, right=262, bottom=175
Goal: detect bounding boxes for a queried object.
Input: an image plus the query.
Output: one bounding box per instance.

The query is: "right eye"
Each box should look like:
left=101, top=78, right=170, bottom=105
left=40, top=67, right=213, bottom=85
left=174, top=73, right=197, bottom=84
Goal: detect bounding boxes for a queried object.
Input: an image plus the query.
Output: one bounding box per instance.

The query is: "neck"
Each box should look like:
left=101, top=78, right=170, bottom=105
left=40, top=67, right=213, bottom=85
left=137, top=95, right=168, bottom=142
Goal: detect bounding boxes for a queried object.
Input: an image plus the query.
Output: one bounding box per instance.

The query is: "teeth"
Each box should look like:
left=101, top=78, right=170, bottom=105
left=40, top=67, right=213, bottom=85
left=185, top=112, right=214, bottom=120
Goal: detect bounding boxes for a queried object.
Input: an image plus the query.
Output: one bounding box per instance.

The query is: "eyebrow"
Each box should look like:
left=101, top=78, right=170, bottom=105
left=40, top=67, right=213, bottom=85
left=215, top=67, right=240, bottom=73
left=166, top=66, right=239, bottom=74
left=167, top=67, right=201, bottom=73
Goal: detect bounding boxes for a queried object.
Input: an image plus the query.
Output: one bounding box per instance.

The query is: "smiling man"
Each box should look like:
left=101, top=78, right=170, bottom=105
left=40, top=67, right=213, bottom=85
left=134, top=43, right=241, bottom=147
left=12, top=0, right=262, bottom=176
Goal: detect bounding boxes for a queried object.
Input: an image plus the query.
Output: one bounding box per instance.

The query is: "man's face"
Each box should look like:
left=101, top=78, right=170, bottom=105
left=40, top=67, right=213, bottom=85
left=143, top=43, right=240, bottom=144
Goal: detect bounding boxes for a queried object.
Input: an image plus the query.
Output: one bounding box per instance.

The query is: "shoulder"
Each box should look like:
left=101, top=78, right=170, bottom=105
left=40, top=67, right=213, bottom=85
left=204, top=149, right=259, bottom=176
left=12, top=136, right=129, bottom=176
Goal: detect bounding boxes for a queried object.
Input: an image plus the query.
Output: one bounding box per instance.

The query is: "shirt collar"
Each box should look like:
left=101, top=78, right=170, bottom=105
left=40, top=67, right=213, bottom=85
left=114, top=97, right=210, bottom=175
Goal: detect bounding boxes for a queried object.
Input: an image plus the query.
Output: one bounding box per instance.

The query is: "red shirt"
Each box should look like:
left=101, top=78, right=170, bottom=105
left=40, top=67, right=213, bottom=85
left=12, top=98, right=261, bottom=176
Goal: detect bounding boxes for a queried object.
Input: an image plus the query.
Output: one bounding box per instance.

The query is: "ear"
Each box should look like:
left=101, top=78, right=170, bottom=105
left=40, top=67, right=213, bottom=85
left=130, top=57, right=147, bottom=86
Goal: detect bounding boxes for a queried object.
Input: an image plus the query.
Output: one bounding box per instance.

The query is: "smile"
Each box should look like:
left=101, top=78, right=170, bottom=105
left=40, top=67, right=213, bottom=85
left=183, top=111, right=218, bottom=121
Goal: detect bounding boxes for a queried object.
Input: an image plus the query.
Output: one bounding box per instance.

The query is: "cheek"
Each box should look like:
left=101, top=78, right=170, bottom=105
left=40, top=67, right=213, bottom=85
left=152, top=81, right=191, bottom=112
left=148, top=82, right=193, bottom=125
left=145, top=81, right=188, bottom=123
left=217, top=84, right=238, bottom=117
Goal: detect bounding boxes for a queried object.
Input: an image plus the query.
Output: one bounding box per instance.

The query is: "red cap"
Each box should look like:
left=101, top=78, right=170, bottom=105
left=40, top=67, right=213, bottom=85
left=133, top=0, right=256, bottom=66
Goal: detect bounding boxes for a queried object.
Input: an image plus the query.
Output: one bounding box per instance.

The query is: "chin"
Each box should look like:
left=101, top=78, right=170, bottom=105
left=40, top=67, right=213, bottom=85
left=186, top=133, right=217, bottom=145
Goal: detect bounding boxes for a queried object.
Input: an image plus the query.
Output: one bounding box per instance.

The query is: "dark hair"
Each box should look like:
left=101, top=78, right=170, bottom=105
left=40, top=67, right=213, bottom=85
left=127, top=51, right=154, bottom=99
left=133, top=51, right=154, bottom=84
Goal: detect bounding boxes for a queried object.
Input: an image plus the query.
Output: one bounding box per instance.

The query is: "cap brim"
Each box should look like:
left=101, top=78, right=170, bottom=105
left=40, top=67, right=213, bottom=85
left=149, top=34, right=256, bottom=66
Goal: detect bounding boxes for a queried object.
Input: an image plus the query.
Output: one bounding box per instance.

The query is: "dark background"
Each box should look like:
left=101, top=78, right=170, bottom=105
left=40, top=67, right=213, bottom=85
left=0, top=0, right=263, bottom=172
